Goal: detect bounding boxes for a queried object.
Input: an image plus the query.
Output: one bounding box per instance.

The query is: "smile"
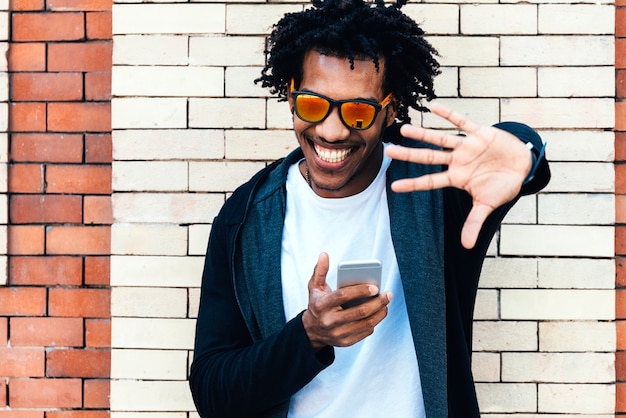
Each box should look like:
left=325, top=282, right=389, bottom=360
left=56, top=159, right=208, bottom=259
left=314, top=144, right=353, bottom=163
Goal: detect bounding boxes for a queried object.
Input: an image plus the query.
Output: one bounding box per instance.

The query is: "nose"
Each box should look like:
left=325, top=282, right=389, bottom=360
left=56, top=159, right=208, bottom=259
left=315, top=107, right=350, bottom=142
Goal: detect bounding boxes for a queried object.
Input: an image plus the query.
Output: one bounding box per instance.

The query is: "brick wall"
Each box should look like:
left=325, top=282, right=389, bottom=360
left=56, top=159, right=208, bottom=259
left=2, top=0, right=112, bottom=416
left=0, top=0, right=619, bottom=416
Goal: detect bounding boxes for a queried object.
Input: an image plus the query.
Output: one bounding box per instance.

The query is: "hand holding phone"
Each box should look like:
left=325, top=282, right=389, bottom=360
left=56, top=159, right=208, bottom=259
left=337, top=260, right=382, bottom=308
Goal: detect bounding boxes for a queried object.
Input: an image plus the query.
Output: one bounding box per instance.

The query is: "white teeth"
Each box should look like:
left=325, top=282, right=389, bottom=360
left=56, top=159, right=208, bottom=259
left=314, top=144, right=351, bottom=163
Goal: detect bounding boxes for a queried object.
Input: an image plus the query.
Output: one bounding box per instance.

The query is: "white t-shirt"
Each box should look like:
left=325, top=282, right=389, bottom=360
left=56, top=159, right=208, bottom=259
left=281, top=146, right=426, bottom=418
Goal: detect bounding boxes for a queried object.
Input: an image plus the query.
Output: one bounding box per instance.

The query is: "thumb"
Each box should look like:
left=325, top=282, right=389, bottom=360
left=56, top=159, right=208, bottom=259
left=461, top=204, right=492, bottom=249
left=309, top=252, right=330, bottom=291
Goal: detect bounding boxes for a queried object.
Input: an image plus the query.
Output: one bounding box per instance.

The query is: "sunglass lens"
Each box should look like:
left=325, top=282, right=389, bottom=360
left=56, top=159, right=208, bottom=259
left=341, top=102, right=376, bottom=129
left=295, top=95, right=330, bottom=122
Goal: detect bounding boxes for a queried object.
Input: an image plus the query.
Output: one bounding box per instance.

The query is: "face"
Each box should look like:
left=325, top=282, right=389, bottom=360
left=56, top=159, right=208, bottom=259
left=288, top=50, right=396, bottom=198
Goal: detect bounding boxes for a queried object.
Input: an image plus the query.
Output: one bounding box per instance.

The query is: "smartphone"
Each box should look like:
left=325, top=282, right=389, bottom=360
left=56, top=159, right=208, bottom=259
left=337, top=260, right=382, bottom=308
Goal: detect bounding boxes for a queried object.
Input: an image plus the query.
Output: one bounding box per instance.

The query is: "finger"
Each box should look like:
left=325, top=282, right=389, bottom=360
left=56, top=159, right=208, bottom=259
left=400, top=123, right=464, bottom=150
left=390, top=171, right=452, bottom=193
left=386, top=144, right=452, bottom=166
left=309, top=252, right=330, bottom=292
left=461, top=204, right=493, bottom=249
left=428, top=102, right=481, bottom=135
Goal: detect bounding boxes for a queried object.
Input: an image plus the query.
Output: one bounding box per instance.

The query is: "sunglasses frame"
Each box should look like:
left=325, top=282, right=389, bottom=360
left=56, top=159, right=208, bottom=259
left=290, top=79, right=392, bottom=130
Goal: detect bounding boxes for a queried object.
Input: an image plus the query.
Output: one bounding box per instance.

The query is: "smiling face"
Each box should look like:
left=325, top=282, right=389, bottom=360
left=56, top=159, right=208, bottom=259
left=288, top=50, right=396, bottom=198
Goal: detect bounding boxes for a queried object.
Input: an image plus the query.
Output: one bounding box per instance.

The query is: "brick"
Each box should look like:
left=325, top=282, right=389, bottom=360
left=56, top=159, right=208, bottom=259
left=48, top=102, right=111, bottom=133
left=189, top=161, right=265, bottom=192
left=501, top=289, right=614, bottom=320
left=618, top=8, right=626, bottom=37
left=226, top=4, right=302, bottom=35
left=502, top=98, right=614, bottom=129
left=85, top=318, right=110, bottom=348
left=113, top=128, right=224, bottom=161
left=9, top=102, right=46, bottom=132
left=540, top=321, right=615, bottom=352
left=0, top=380, right=4, bottom=407
left=500, top=225, right=614, bottom=257
left=0, top=317, right=7, bottom=345
left=109, top=380, right=195, bottom=411
left=84, top=256, right=109, bottom=286
left=11, top=133, right=84, bottom=163
left=113, top=66, right=222, bottom=97
left=472, top=321, right=537, bottom=352
left=46, top=165, right=112, bottom=194
left=113, top=161, right=188, bottom=192
left=85, top=71, right=111, bottom=101
left=111, top=287, right=187, bottom=318
left=189, top=98, right=265, bottom=129
left=475, top=383, right=536, bottom=413
left=461, top=4, right=536, bottom=35
left=111, top=318, right=195, bottom=349
left=617, top=70, right=626, bottom=100
left=86, top=11, right=112, bottom=40
left=84, top=379, right=110, bottom=408
left=9, top=163, right=44, bottom=193
left=0, top=287, right=46, bottom=316
left=110, top=255, right=203, bottom=287
left=10, top=256, right=82, bottom=286
left=619, top=39, right=626, bottom=70
left=46, top=413, right=109, bottom=418
left=111, top=223, right=187, bottom=256
left=538, top=384, right=614, bottom=414
left=112, top=3, right=225, bottom=35
left=619, top=382, right=626, bottom=413
left=538, top=4, right=614, bottom=34
left=49, top=288, right=110, bottom=318
left=502, top=352, right=614, bottom=383
left=0, top=347, right=45, bottom=376
left=618, top=351, right=626, bottom=381
left=10, top=194, right=83, bottom=224
left=12, top=12, right=84, bottom=41
left=84, top=196, right=113, bottom=225
left=10, top=317, right=83, bottom=347
left=11, top=0, right=44, bottom=11
left=0, top=412, right=43, bottom=418
left=618, top=257, right=626, bottom=288
left=113, top=34, right=189, bottom=66
left=189, top=35, right=264, bottom=66
left=112, top=97, right=186, bottom=129
left=12, top=73, right=83, bottom=102
left=112, top=193, right=221, bottom=224
left=111, top=348, right=187, bottom=380
left=8, top=42, right=46, bottom=71
left=502, top=36, right=613, bottom=66
left=538, top=66, right=614, bottom=98
left=618, top=226, right=626, bottom=256
left=460, top=67, right=536, bottom=98
left=9, top=378, right=82, bottom=408
left=538, top=193, right=614, bottom=225
left=619, top=289, right=626, bottom=319
left=48, top=42, right=112, bottom=72
left=46, top=349, right=110, bottom=378
left=618, top=320, right=626, bottom=351
left=46, top=225, right=111, bottom=255
left=618, top=102, right=626, bottom=131
left=538, top=258, right=614, bottom=289
left=47, top=0, right=111, bottom=11
left=8, top=225, right=45, bottom=255
left=85, top=133, right=111, bottom=163
left=225, top=129, right=297, bottom=161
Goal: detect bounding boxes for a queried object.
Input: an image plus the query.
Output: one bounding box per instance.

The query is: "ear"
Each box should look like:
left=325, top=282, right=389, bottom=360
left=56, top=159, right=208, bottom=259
left=287, top=88, right=294, bottom=113
left=384, top=100, right=397, bottom=127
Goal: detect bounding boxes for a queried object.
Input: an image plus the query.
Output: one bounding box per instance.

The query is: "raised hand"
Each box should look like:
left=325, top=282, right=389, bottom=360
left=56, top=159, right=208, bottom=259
left=301, top=253, right=392, bottom=351
left=385, top=102, right=533, bottom=249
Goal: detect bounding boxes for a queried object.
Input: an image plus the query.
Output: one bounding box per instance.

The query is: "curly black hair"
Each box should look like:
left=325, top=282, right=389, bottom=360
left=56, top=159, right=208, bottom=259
left=255, top=0, right=440, bottom=123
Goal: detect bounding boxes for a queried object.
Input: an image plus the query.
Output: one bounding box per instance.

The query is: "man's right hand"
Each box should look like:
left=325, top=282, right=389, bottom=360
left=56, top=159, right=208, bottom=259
left=301, top=252, right=392, bottom=352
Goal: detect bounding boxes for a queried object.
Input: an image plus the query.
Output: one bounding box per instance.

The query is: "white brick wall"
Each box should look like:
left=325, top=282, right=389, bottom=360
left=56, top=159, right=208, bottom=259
left=111, top=1, right=616, bottom=416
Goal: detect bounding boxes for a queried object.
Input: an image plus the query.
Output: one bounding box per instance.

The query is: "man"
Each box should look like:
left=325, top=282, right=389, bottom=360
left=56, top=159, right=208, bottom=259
left=189, top=0, right=550, bottom=416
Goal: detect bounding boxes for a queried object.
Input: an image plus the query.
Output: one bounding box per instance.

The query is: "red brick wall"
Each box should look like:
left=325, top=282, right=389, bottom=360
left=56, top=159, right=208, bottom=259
left=618, top=0, right=625, bottom=413
left=1, top=0, right=112, bottom=416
